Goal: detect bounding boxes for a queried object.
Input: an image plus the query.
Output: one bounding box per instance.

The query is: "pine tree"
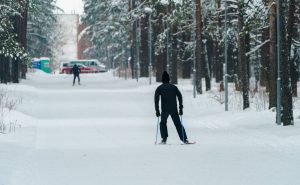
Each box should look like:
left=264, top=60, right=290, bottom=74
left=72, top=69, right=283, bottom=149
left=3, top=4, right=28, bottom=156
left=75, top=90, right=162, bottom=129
left=0, top=0, right=28, bottom=84
left=27, top=0, right=57, bottom=58
left=195, top=0, right=202, bottom=94
left=82, top=0, right=130, bottom=70
left=286, top=0, right=297, bottom=97
left=269, top=0, right=276, bottom=109
left=237, top=0, right=249, bottom=109
left=279, top=1, right=294, bottom=126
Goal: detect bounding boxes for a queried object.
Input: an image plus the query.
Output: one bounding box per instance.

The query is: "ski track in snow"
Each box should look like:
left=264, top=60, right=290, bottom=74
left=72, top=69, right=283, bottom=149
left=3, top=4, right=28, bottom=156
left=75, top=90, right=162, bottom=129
left=1, top=71, right=300, bottom=185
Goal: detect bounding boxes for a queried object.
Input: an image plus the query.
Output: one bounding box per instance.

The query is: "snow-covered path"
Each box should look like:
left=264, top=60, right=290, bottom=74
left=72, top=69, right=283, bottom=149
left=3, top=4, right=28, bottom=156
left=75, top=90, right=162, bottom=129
left=1, top=72, right=300, bottom=185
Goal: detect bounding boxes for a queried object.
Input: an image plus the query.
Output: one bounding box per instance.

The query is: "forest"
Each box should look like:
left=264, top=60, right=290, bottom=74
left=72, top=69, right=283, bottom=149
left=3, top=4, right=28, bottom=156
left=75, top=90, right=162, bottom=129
left=0, top=0, right=299, bottom=126
left=81, top=0, right=299, bottom=126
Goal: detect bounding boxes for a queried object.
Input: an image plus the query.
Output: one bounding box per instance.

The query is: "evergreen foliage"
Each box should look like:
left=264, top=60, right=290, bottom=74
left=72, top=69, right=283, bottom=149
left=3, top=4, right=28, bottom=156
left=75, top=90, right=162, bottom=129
left=27, top=0, right=58, bottom=58
left=0, top=0, right=27, bottom=59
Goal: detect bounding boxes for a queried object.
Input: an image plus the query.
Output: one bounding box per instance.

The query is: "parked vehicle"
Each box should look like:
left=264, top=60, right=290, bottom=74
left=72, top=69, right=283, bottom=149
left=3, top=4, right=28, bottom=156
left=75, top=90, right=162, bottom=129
left=61, top=63, right=97, bottom=74
left=70, top=59, right=107, bottom=73
left=60, top=59, right=107, bottom=74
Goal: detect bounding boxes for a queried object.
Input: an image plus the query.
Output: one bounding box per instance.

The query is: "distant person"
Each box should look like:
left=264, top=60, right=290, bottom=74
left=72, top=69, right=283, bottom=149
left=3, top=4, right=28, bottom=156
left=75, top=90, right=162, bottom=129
left=72, top=64, right=80, bottom=86
left=154, top=71, right=193, bottom=144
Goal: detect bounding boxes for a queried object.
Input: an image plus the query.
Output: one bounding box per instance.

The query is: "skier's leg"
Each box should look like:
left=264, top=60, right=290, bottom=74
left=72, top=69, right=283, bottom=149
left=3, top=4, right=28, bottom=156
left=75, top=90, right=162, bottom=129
left=171, top=113, right=187, bottom=142
left=73, top=75, right=76, bottom=85
left=78, top=75, right=80, bottom=85
left=160, top=112, right=169, bottom=141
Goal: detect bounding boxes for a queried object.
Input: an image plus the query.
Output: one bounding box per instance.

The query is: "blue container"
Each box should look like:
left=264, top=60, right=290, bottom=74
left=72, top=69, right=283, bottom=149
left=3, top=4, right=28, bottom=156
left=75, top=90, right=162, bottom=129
left=32, top=59, right=41, bottom=69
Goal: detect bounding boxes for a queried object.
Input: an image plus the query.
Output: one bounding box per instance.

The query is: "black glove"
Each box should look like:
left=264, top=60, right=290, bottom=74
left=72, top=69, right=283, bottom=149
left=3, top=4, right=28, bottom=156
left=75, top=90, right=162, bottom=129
left=179, top=109, right=183, bottom=116
left=156, top=111, right=161, bottom=117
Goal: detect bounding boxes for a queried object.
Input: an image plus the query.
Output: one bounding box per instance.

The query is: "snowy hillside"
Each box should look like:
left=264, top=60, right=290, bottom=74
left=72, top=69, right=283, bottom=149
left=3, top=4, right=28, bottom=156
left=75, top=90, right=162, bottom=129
left=0, top=71, right=300, bottom=185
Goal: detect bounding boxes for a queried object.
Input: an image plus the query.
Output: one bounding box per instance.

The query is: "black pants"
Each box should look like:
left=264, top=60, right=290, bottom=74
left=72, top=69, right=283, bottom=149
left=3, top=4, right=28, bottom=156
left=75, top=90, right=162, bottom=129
left=160, top=112, right=187, bottom=142
left=73, top=74, right=80, bottom=85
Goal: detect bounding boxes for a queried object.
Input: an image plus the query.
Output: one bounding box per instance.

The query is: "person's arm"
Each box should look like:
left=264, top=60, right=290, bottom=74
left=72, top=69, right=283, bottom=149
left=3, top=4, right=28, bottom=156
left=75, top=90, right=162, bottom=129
left=154, top=87, right=160, bottom=115
left=176, top=87, right=183, bottom=110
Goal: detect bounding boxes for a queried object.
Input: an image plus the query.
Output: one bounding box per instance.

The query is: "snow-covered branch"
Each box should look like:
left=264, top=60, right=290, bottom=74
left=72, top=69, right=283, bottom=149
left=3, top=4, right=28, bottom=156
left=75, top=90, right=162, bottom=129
left=246, top=39, right=270, bottom=56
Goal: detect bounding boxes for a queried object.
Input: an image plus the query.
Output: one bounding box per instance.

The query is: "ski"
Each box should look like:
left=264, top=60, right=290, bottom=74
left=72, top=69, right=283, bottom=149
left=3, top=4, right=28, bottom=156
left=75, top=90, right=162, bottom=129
left=182, top=141, right=196, bottom=145
left=155, top=141, right=196, bottom=145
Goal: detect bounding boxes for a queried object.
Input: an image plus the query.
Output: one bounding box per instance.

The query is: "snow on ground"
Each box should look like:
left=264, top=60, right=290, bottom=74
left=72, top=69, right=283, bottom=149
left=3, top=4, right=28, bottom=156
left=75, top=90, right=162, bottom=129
left=1, top=71, right=300, bottom=185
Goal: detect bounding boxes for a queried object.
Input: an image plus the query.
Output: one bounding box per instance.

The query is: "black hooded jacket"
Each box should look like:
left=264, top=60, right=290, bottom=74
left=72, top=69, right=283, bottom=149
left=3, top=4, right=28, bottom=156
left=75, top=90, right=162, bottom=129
left=72, top=65, right=80, bottom=75
left=155, top=83, right=183, bottom=114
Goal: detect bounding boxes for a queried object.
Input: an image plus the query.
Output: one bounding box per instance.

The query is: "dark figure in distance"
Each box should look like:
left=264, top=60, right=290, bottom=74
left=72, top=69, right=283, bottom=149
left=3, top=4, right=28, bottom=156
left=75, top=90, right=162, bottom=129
left=72, top=64, right=80, bottom=86
left=155, top=71, right=189, bottom=144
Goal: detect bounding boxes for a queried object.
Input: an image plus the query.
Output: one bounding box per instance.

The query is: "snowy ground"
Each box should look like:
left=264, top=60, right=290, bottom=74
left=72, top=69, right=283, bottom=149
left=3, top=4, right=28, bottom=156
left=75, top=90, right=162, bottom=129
left=1, top=71, right=300, bottom=185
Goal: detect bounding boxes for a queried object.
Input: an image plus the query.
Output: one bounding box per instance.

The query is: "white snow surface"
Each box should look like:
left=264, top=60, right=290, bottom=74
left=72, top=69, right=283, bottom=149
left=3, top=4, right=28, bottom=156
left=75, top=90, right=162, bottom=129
left=1, top=71, right=300, bottom=185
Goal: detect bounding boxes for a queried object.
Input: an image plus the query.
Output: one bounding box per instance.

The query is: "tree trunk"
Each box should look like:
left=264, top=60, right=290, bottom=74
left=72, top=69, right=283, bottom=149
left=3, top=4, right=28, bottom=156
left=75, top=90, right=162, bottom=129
left=280, top=2, right=294, bottom=126
left=128, top=0, right=134, bottom=79
left=156, top=13, right=167, bottom=82
left=203, top=39, right=211, bottom=91
left=195, top=0, right=202, bottom=94
left=131, top=0, right=137, bottom=79
left=21, top=1, right=28, bottom=79
left=13, top=13, right=21, bottom=83
left=171, top=24, right=178, bottom=84
left=206, top=36, right=214, bottom=81
left=181, top=28, right=191, bottom=79
left=0, top=56, right=10, bottom=84
left=214, top=0, right=223, bottom=84
left=140, top=12, right=149, bottom=77
left=11, top=0, right=29, bottom=82
left=12, top=59, right=19, bottom=83
left=0, top=55, right=3, bottom=83
left=237, top=1, right=249, bottom=109
left=269, top=0, right=276, bottom=109
left=245, top=31, right=251, bottom=81
left=260, top=27, right=270, bottom=91
left=286, top=0, right=297, bottom=97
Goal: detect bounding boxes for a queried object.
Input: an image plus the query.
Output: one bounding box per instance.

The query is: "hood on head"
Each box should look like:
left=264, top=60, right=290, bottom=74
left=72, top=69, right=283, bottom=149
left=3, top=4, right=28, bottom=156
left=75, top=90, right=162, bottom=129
left=162, top=71, right=170, bottom=83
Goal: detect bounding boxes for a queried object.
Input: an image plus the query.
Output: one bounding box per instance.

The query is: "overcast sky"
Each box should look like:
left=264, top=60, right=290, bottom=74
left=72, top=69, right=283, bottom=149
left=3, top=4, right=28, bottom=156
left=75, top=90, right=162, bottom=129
left=56, top=0, right=84, bottom=14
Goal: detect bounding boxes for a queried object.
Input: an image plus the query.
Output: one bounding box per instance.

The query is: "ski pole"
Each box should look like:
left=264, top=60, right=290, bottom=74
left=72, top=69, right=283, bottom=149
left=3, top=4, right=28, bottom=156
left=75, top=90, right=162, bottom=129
left=155, top=117, right=160, bottom=144
left=180, top=115, right=185, bottom=143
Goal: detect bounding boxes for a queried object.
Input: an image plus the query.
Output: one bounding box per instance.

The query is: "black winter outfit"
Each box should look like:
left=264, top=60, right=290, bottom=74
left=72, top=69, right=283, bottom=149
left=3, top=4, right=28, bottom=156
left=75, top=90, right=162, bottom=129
left=154, top=72, right=188, bottom=142
left=72, top=65, right=80, bottom=85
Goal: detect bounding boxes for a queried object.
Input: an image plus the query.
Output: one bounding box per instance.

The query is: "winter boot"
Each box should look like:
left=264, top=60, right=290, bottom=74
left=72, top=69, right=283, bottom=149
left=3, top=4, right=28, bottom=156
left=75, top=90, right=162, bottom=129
left=160, top=139, right=167, bottom=144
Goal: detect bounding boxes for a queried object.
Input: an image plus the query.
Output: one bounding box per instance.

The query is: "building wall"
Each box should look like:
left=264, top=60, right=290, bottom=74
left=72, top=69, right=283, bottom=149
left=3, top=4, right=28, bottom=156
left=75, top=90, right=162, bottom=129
left=77, top=23, right=92, bottom=59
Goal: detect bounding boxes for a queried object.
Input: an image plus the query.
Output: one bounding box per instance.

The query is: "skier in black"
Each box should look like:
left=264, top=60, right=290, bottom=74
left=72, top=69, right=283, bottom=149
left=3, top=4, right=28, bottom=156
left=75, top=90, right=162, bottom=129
left=155, top=71, right=190, bottom=144
left=72, top=64, right=80, bottom=86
